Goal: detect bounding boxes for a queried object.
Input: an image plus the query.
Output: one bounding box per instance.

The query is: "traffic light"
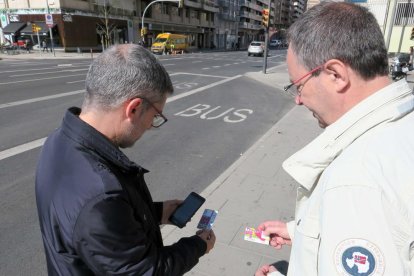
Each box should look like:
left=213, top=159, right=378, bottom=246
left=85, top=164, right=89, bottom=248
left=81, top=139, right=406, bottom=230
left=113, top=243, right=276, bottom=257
left=262, top=9, right=269, bottom=28
left=411, top=27, right=414, bottom=40
left=178, top=0, right=184, bottom=8
left=140, top=27, right=147, bottom=37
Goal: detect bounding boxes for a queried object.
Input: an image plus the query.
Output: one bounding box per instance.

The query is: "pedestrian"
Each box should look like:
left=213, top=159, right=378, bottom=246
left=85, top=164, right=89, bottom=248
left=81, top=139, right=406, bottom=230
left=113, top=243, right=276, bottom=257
left=23, top=41, right=30, bottom=53
left=256, top=2, right=414, bottom=276
left=35, top=44, right=215, bottom=275
left=42, top=39, right=48, bottom=52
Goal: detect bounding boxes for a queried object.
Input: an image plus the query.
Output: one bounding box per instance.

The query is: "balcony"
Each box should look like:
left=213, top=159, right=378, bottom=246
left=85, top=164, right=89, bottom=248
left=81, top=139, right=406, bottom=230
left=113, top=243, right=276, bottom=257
left=238, top=21, right=261, bottom=30
left=219, top=0, right=230, bottom=7
left=185, top=0, right=202, bottom=9
left=219, top=13, right=238, bottom=21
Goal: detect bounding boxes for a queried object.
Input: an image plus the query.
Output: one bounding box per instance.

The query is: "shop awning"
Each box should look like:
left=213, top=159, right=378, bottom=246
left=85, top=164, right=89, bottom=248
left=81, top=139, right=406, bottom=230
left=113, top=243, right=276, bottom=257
left=20, top=22, right=55, bottom=36
left=2, top=22, right=26, bottom=35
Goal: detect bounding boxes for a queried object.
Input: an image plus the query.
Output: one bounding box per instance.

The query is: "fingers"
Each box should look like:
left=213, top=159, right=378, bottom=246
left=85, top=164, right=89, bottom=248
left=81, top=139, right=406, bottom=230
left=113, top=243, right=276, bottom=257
left=197, top=229, right=216, bottom=254
left=255, top=264, right=271, bottom=276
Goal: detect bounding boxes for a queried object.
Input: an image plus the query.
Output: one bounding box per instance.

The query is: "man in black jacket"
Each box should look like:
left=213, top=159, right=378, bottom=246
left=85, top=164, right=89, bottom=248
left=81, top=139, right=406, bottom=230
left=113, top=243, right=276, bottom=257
left=35, top=44, right=215, bottom=275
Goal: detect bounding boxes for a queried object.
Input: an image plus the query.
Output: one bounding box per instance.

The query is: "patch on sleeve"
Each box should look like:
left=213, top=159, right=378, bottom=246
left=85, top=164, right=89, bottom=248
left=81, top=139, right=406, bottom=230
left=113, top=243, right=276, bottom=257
left=334, top=239, right=385, bottom=275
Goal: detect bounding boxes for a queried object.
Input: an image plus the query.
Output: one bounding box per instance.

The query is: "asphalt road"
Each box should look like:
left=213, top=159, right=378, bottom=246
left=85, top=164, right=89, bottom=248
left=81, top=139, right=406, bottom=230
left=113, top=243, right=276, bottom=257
left=0, top=49, right=293, bottom=275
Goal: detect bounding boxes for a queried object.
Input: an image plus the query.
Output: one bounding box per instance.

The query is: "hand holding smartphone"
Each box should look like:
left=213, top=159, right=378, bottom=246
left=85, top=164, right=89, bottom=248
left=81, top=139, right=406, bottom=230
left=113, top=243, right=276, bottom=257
left=169, top=192, right=205, bottom=228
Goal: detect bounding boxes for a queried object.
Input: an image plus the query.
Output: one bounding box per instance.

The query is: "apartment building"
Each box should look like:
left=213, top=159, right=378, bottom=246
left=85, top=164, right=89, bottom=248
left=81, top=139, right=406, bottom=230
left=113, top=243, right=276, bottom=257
left=0, top=0, right=218, bottom=51
left=216, top=0, right=239, bottom=49
left=0, top=0, right=296, bottom=51
left=292, top=0, right=306, bottom=22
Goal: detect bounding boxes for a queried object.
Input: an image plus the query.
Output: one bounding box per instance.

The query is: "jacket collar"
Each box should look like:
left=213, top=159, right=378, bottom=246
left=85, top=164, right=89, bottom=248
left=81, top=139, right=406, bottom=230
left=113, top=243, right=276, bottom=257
left=62, top=107, right=149, bottom=174
left=283, top=79, right=414, bottom=191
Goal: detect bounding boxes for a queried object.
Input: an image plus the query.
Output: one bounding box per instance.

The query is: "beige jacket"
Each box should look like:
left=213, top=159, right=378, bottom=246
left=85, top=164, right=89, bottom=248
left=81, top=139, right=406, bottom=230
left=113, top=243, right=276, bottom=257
left=281, top=79, right=414, bottom=275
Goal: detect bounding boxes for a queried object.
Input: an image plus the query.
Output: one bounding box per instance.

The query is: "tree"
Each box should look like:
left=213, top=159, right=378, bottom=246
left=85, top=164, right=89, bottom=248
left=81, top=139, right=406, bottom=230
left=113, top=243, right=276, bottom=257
left=96, top=0, right=118, bottom=50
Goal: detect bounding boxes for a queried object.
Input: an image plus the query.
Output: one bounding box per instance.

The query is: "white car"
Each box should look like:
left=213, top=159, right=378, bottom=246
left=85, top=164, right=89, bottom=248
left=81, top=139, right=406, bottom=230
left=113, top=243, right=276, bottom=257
left=247, top=41, right=265, bottom=57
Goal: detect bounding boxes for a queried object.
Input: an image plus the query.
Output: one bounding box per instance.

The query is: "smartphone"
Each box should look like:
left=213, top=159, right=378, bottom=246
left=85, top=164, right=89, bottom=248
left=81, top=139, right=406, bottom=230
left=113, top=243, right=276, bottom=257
left=169, top=192, right=206, bottom=228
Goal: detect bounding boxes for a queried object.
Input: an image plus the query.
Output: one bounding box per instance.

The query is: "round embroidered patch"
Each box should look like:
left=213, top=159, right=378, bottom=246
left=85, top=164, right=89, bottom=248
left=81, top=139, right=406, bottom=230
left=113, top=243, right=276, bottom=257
left=334, top=239, right=385, bottom=276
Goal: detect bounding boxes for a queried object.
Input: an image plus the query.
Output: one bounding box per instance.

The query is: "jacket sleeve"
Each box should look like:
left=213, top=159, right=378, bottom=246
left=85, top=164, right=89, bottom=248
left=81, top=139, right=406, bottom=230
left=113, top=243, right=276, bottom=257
left=73, top=194, right=206, bottom=276
left=153, top=201, right=163, bottom=224
left=317, top=185, right=407, bottom=275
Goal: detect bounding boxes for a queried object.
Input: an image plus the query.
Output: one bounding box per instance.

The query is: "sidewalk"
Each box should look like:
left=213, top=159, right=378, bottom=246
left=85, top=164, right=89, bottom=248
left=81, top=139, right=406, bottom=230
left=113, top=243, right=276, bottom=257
left=161, top=66, right=323, bottom=276
left=0, top=48, right=96, bottom=60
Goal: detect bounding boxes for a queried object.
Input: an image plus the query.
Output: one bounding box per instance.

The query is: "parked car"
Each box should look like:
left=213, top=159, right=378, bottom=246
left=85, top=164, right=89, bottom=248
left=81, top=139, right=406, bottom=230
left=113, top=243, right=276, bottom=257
left=269, top=39, right=281, bottom=47
left=247, top=41, right=265, bottom=56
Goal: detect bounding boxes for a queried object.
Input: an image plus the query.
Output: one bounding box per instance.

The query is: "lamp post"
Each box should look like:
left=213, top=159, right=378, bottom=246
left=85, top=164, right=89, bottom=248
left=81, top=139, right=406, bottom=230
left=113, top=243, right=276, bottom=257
left=141, top=0, right=181, bottom=43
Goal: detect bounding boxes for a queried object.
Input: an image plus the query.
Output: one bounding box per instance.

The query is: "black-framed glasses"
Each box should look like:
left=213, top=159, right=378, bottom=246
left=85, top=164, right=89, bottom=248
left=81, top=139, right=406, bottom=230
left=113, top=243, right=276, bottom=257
left=283, top=65, right=324, bottom=97
left=132, top=97, right=168, bottom=128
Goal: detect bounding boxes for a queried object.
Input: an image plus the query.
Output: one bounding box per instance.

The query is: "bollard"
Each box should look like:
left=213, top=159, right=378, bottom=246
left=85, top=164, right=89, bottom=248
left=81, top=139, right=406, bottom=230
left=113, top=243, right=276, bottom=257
left=90, top=49, right=93, bottom=59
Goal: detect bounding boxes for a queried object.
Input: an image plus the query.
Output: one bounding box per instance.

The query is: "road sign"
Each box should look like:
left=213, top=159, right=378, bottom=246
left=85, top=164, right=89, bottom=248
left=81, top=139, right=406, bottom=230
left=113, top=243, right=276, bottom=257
left=45, top=14, right=53, bottom=28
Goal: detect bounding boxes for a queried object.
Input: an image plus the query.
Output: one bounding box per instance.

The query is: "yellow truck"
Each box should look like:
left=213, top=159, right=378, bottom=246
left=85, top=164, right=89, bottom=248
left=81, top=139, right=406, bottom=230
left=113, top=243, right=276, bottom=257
left=151, top=33, right=188, bottom=54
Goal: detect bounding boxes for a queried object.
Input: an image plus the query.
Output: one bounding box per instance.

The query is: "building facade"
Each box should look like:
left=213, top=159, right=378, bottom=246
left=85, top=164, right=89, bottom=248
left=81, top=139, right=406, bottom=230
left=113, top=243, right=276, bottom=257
left=0, top=0, right=295, bottom=51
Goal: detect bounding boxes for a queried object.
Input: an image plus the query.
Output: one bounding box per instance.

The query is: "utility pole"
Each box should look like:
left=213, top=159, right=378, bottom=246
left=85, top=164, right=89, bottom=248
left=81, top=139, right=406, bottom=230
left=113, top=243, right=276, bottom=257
left=46, top=0, right=55, bottom=56
left=261, top=6, right=270, bottom=74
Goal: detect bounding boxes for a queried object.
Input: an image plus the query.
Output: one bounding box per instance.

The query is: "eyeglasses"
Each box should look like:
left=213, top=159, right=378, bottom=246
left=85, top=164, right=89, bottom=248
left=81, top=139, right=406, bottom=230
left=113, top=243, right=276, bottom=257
left=283, top=65, right=324, bottom=97
left=133, top=97, right=168, bottom=128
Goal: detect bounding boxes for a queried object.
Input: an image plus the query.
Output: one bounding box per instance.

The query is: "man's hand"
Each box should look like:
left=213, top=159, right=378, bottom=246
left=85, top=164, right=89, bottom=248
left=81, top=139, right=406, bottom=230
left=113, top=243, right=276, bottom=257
left=196, top=229, right=216, bottom=254
left=255, top=264, right=278, bottom=276
left=257, top=221, right=292, bottom=249
left=161, top=200, right=182, bottom=225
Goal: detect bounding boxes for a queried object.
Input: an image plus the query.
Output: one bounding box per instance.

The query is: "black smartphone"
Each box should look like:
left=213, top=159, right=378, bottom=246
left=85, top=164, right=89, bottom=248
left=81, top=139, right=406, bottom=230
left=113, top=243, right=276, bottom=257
left=169, top=192, right=206, bottom=228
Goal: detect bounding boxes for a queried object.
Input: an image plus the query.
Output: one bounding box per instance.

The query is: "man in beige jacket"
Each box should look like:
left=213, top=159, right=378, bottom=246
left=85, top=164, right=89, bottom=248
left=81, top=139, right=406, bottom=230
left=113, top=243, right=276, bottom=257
left=256, top=2, right=414, bottom=275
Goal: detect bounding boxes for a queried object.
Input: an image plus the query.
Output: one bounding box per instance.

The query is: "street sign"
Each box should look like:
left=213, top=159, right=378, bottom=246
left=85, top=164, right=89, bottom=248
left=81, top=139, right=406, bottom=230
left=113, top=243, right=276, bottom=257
left=45, top=14, right=54, bottom=28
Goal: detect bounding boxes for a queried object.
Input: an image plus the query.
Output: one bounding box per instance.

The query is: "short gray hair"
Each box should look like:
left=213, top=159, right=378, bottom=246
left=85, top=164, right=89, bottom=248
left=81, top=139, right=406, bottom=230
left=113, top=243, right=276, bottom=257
left=287, top=2, right=389, bottom=79
left=83, top=44, right=173, bottom=110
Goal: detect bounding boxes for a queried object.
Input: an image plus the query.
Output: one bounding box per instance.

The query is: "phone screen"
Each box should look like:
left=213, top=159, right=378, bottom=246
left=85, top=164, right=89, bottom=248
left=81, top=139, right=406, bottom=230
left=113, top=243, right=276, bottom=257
left=170, top=192, right=205, bottom=228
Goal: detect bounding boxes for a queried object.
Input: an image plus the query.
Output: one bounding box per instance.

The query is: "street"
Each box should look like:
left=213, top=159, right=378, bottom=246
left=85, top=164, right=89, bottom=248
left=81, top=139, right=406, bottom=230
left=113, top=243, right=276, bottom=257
left=0, top=49, right=293, bottom=275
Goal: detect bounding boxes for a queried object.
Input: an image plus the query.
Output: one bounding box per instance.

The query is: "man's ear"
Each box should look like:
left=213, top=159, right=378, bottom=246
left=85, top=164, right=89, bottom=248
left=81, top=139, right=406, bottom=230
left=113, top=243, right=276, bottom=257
left=125, top=98, right=144, bottom=120
left=324, top=59, right=350, bottom=93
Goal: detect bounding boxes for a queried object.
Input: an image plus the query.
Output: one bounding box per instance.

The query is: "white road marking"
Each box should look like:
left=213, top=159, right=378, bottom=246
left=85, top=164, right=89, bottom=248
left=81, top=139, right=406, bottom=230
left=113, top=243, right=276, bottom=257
left=167, top=75, right=241, bottom=103
left=202, top=68, right=210, bottom=70
left=0, top=74, right=86, bottom=85
left=0, top=64, right=89, bottom=74
left=0, top=90, right=85, bottom=109
left=10, top=68, right=88, bottom=77
left=66, top=80, right=85, bottom=84
left=0, top=75, right=242, bottom=159
left=0, top=138, right=46, bottom=161
left=172, top=72, right=228, bottom=79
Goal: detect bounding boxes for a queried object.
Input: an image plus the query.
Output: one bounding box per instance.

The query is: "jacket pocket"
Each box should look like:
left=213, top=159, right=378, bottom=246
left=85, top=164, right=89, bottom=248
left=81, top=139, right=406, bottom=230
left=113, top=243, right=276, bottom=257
left=296, top=216, right=320, bottom=239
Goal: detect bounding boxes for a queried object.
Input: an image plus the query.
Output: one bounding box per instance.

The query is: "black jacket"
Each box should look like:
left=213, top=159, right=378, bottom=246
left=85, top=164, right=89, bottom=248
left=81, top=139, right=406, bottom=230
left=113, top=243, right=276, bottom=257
left=35, top=107, right=206, bottom=275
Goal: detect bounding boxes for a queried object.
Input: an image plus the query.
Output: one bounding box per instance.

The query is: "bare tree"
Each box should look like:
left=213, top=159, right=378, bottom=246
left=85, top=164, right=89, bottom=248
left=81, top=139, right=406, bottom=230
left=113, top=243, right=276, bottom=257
left=95, top=0, right=117, bottom=50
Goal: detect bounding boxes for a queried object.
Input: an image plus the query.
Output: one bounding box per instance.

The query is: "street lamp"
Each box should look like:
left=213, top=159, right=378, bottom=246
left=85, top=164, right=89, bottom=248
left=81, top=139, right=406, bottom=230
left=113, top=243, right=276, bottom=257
left=141, top=0, right=182, bottom=43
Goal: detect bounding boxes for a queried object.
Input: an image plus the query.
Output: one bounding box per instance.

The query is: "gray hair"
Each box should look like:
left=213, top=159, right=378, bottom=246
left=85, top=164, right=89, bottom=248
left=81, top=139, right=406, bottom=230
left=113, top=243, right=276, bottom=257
left=287, top=1, right=389, bottom=79
left=83, top=44, right=173, bottom=110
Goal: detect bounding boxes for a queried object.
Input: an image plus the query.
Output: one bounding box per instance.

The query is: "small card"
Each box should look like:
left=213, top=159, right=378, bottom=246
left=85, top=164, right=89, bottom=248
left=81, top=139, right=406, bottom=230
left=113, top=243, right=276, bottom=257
left=197, top=209, right=218, bottom=230
left=244, top=227, right=270, bottom=245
